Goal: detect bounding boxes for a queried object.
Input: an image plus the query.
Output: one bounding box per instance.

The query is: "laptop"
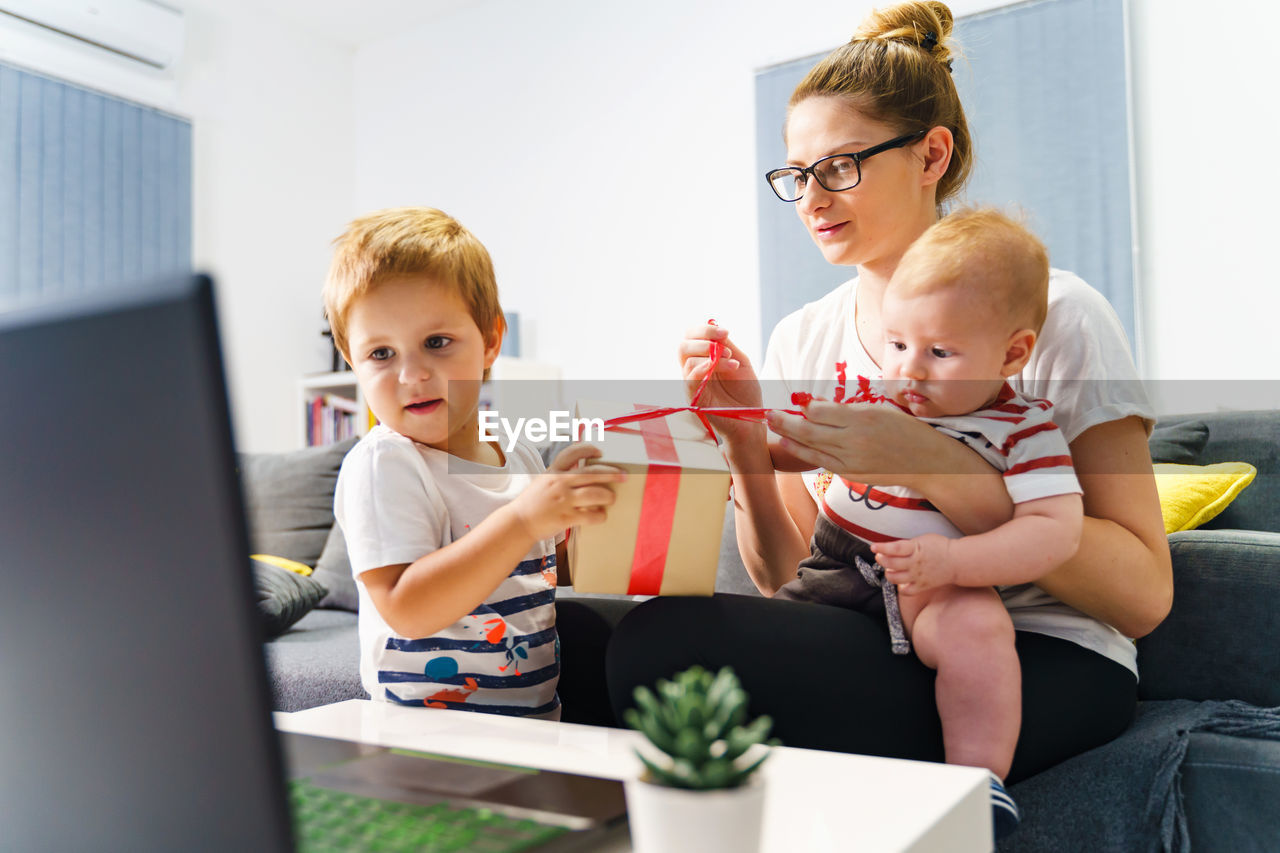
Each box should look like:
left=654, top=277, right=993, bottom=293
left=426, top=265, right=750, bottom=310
left=0, top=274, right=627, bottom=852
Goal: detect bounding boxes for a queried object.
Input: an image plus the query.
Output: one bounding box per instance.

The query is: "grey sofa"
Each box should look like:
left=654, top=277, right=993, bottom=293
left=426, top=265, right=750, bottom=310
left=246, top=411, right=1280, bottom=851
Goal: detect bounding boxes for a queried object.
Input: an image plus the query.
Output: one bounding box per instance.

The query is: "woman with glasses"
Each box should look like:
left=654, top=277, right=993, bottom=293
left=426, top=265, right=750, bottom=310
left=607, top=0, right=1169, bottom=789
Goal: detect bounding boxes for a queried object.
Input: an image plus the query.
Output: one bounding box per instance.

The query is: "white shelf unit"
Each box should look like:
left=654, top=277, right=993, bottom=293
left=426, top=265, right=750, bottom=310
left=298, top=371, right=370, bottom=448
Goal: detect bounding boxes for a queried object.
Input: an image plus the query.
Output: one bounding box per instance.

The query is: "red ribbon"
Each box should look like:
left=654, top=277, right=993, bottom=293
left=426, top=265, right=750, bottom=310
left=599, top=321, right=806, bottom=594
left=626, top=405, right=681, bottom=595
left=600, top=332, right=805, bottom=437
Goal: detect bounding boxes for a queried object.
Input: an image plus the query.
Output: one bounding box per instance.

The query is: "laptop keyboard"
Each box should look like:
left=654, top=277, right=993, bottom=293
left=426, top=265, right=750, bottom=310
left=289, top=781, right=571, bottom=852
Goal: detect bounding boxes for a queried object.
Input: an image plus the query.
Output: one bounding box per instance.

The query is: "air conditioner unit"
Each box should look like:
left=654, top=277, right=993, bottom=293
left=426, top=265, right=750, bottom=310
left=0, top=0, right=184, bottom=72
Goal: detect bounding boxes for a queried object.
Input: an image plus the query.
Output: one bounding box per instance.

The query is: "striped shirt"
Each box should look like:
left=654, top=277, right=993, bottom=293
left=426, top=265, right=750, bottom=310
left=817, top=383, right=1082, bottom=549
left=335, top=425, right=561, bottom=719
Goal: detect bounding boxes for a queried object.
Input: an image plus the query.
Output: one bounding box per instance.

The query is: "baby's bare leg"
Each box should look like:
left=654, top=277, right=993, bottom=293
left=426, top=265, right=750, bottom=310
left=899, top=586, right=1020, bottom=779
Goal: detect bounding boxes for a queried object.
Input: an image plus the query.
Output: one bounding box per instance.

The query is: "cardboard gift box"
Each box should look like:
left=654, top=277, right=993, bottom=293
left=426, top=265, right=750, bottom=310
left=567, top=400, right=730, bottom=596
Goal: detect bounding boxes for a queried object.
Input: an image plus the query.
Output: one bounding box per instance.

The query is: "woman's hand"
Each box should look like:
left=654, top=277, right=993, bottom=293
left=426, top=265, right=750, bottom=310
left=678, top=322, right=764, bottom=446
left=767, top=399, right=1014, bottom=535
left=766, top=399, right=941, bottom=485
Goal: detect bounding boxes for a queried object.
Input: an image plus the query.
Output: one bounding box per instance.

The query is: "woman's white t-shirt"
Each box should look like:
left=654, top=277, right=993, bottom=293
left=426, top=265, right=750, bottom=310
left=760, top=269, right=1154, bottom=675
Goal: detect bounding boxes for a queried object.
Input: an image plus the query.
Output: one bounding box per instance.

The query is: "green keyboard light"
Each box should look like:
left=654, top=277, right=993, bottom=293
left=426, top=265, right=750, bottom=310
left=290, top=781, right=570, bottom=853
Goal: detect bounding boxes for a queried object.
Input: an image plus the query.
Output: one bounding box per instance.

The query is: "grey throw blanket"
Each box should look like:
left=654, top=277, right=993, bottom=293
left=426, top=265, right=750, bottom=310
left=1001, top=699, right=1280, bottom=852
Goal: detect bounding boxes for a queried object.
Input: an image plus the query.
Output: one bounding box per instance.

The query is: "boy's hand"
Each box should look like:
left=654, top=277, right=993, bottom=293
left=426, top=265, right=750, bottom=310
left=873, top=534, right=956, bottom=595
left=507, top=444, right=625, bottom=542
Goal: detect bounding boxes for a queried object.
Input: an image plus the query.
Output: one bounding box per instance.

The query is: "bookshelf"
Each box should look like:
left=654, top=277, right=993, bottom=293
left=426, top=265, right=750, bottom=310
left=298, top=371, right=372, bottom=448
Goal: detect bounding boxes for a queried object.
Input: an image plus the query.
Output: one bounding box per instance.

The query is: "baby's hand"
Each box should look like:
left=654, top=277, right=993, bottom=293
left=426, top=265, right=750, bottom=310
left=507, top=444, right=626, bottom=541
left=872, top=534, right=956, bottom=595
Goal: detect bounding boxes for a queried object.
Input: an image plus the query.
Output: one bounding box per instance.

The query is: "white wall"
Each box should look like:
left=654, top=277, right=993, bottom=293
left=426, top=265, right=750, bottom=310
left=352, top=0, right=968, bottom=382
left=1, top=1, right=357, bottom=451
left=25, top=0, right=1271, bottom=451
left=351, top=0, right=1280, bottom=409
left=178, top=4, right=355, bottom=451
left=1128, top=0, right=1280, bottom=412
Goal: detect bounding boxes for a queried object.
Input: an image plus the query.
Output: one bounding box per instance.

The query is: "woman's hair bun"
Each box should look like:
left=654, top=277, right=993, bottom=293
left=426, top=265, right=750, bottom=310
left=853, top=1, right=956, bottom=70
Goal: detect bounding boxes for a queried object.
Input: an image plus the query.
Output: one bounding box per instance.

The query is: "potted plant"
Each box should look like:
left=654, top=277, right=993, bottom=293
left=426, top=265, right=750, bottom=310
left=622, top=665, right=778, bottom=853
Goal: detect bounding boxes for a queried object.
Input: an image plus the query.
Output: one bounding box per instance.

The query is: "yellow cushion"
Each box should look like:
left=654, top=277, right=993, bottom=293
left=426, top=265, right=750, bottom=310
left=250, top=554, right=314, bottom=576
left=1152, top=462, right=1257, bottom=534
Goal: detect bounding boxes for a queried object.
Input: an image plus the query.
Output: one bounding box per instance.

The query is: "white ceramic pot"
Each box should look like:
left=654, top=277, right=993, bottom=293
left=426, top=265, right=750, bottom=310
left=623, top=775, right=766, bottom=853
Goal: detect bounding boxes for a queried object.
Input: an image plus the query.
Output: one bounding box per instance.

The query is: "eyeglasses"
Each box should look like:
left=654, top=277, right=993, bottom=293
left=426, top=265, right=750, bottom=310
left=765, top=129, right=928, bottom=202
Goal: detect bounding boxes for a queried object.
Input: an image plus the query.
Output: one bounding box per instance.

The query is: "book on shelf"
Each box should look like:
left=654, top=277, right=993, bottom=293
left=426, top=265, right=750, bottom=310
left=324, top=394, right=360, bottom=415
left=305, top=393, right=361, bottom=447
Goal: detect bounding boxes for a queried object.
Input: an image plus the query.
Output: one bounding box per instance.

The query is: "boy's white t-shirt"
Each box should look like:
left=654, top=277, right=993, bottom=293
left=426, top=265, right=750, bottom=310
left=761, top=269, right=1155, bottom=675
left=334, top=424, right=562, bottom=719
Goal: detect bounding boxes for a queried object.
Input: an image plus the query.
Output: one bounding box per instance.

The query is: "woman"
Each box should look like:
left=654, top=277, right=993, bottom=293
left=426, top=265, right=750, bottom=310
left=606, top=0, right=1170, bottom=785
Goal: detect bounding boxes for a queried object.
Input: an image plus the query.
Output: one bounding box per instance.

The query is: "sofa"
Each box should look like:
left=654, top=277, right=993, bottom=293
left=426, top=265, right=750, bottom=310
left=244, top=411, right=1280, bottom=852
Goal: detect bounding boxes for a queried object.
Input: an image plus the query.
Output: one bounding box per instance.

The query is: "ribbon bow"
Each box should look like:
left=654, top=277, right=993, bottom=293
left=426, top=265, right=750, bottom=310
left=599, top=321, right=804, bottom=438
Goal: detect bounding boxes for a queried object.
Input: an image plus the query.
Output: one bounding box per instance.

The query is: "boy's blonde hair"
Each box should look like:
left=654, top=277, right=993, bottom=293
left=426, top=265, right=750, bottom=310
left=323, top=207, right=505, bottom=376
left=892, top=206, right=1050, bottom=335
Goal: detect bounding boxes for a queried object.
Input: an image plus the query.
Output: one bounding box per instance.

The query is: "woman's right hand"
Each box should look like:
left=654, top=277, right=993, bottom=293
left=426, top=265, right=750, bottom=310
left=678, top=322, right=764, bottom=445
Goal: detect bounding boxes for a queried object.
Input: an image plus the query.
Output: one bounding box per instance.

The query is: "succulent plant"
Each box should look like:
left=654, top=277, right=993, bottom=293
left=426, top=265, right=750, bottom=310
left=623, top=665, right=778, bottom=790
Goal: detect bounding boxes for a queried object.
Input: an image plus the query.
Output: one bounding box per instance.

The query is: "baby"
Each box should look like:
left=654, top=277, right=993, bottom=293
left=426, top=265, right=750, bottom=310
left=777, top=207, right=1083, bottom=835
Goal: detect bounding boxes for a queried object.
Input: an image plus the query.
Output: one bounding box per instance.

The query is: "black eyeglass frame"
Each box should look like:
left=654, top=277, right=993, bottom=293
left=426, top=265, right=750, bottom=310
left=764, top=129, right=929, bottom=202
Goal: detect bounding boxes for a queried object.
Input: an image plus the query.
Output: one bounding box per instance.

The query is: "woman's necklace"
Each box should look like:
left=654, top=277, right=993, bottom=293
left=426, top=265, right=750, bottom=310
left=854, top=287, right=883, bottom=370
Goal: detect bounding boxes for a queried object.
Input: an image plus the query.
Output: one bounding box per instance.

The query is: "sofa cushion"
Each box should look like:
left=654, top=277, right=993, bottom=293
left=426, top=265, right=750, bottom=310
left=1148, top=419, right=1209, bottom=464
left=237, top=437, right=358, bottom=567
left=1138, top=529, right=1280, bottom=706
left=1156, top=411, right=1280, bottom=532
left=312, top=522, right=359, bottom=611
left=253, top=558, right=328, bottom=638
left=263, top=609, right=366, bottom=711
left=1153, top=462, right=1256, bottom=533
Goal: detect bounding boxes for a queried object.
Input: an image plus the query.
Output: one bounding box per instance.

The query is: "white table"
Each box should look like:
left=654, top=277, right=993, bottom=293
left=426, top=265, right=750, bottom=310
left=276, top=699, right=992, bottom=853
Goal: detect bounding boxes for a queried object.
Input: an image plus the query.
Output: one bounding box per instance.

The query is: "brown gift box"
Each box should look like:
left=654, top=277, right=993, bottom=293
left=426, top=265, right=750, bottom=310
left=566, top=400, right=730, bottom=596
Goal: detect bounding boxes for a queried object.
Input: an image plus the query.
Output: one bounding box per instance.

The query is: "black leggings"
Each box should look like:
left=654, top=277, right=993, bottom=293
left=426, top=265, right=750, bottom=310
left=605, top=594, right=1137, bottom=784
left=555, top=599, right=617, bottom=728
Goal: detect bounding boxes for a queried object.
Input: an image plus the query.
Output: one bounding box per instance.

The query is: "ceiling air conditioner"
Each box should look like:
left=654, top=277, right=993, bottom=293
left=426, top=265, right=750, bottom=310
left=0, top=0, right=184, bottom=72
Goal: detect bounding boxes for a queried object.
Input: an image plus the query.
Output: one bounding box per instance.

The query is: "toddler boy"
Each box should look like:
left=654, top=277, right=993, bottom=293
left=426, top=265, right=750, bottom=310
left=323, top=207, right=623, bottom=719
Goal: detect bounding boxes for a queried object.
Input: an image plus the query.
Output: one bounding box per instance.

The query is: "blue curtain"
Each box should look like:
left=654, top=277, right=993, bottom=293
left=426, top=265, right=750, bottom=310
left=0, top=62, right=192, bottom=303
left=756, top=0, right=1135, bottom=345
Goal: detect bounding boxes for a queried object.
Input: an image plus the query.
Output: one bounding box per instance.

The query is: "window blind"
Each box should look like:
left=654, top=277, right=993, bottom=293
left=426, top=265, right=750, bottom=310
left=0, top=61, right=192, bottom=304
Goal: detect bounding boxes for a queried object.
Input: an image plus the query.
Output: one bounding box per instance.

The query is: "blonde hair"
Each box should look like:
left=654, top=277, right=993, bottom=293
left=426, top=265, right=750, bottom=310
left=788, top=1, right=971, bottom=206
left=323, top=207, right=505, bottom=378
left=892, top=206, right=1050, bottom=334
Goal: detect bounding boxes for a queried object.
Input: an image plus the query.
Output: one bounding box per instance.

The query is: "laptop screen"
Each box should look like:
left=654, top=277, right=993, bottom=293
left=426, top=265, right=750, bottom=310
left=0, top=275, right=294, bottom=851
